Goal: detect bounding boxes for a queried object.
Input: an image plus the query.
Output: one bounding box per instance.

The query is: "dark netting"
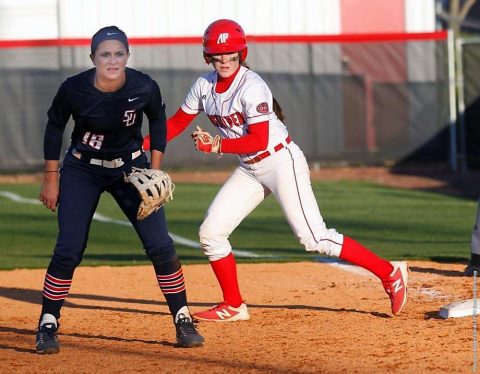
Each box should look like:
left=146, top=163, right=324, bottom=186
left=0, top=39, right=449, bottom=171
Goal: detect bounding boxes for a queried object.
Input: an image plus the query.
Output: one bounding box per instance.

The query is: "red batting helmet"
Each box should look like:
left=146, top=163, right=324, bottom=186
left=202, top=19, right=248, bottom=63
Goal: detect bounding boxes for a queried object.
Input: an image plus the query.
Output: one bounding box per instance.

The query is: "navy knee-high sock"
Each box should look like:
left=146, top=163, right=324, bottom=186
left=152, top=254, right=189, bottom=322
left=39, top=261, right=75, bottom=324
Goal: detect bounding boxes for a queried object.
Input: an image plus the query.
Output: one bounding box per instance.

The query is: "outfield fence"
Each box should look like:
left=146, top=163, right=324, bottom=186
left=0, top=32, right=451, bottom=171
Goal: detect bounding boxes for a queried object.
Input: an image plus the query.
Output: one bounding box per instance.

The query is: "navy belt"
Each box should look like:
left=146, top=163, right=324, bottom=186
left=71, top=148, right=142, bottom=168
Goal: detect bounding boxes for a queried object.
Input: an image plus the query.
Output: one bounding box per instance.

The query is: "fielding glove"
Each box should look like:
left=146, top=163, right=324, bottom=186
left=124, top=167, right=175, bottom=220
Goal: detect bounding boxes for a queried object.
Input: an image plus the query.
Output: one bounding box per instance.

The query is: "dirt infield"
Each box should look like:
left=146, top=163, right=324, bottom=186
left=1, top=166, right=478, bottom=372
left=0, top=261, right=475, bottom=373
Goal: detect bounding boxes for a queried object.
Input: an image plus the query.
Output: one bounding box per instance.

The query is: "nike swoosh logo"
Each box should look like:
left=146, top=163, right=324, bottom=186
left=128, top=97, right=139, bottom=102
left=107, top=32, right=118, bottom=36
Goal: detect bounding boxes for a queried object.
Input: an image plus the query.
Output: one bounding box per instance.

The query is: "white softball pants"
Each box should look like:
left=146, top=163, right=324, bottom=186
left=199, top=142, right=344, bottom=261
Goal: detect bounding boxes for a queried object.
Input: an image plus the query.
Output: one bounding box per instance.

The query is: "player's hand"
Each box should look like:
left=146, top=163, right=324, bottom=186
left=39, top=174, right=60, bottom=212
left=191, top=126, right=222, bottom=154
left=191, top=126, right=213, bottom=152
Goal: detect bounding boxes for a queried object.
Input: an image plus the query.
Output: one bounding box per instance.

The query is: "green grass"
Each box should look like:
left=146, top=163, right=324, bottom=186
left=0, top=181, right=475, bottom=270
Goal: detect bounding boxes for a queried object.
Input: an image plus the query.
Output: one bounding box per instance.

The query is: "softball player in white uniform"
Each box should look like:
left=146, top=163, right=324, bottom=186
left=162, top=19, right=409, bottom=320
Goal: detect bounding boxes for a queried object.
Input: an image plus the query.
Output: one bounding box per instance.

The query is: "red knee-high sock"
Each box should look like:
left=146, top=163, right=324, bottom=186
left=210, top=252, right=243, bottom=307
left=339, top=236, right=393, bottom=279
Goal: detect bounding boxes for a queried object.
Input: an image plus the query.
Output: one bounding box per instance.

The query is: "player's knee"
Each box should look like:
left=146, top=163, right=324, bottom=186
left=145, top=238, right=175, bottom=263
left=304, top=229, right=343, bottom=257
left=199, top=221, right=231, bottom=261
left=199, top=220, right=227, bottom=245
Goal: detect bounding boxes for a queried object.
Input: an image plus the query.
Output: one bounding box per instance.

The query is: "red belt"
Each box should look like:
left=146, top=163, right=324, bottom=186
left=244, top=136, right=291, bottom=165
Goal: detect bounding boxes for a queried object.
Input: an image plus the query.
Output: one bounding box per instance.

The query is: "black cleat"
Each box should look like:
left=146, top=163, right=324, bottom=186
left=465, top=264, right=480, bottom=276
left=175, top=314, right=204, bottom=348
left=465, top=254, right=480, bottom=276
left=36, top=323, right=59, bottom=354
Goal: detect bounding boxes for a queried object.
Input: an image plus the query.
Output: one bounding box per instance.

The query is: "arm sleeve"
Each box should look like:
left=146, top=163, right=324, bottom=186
left=44, top=82, right=72, bottom=160
left=145, top=80, right=167, bottom=152
left=221, top=121, right=269, bottom=154
left=167, top=107, right=197, bottom=142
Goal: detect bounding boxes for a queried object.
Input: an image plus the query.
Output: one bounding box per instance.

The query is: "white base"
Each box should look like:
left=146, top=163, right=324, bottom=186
left=439, top=299, right=479, bottom=318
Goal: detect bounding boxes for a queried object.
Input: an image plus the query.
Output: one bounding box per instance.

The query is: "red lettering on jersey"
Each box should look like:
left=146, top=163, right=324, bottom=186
left=207, top=114, right=222, bottom=127
left=231, top=112, right=245, bottom=125
left=223, top=116, right=233, bottom=127
left=207, top=112, right=246, bottom=129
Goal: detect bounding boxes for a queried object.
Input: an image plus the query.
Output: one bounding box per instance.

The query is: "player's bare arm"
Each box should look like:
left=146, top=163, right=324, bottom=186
left=150, top=149, right=164, bottom=170
left=39, top=159, right=59, bottom=212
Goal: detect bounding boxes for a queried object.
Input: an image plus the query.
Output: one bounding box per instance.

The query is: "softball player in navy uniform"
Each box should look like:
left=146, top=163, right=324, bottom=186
left=146, top=19, right=409, bottom=321
left=36, top=26, right=203, bottom=353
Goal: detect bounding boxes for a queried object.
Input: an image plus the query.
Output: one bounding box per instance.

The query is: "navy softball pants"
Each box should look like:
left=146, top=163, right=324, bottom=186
left=50, top=151, right=175, bottom=275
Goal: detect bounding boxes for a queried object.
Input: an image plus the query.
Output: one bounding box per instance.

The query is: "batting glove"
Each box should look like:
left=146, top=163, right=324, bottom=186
left=192, top=126, right=222, bottom=154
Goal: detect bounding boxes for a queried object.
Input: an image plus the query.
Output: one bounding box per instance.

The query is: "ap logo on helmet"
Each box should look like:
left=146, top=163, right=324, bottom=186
left=217, top=33, right=229, bottom=44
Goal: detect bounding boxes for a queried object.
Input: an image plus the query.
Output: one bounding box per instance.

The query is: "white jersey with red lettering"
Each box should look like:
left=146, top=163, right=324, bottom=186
left=181, top=65, right=290, bottom=165
left=182, top=65, right=344, bottom=262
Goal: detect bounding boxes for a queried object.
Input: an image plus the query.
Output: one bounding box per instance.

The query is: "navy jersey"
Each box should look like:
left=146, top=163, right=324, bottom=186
left=44, top=67, right=166, bottom=160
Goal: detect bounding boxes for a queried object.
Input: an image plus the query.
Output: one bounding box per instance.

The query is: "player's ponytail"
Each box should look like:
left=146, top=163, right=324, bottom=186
left=272, top=98, right=286, bottom=123
left=240, top=60, right=286, bottom=123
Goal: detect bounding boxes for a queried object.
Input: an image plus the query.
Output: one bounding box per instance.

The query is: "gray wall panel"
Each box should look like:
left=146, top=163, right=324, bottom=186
left=0, top=39, right=449, bottom=171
